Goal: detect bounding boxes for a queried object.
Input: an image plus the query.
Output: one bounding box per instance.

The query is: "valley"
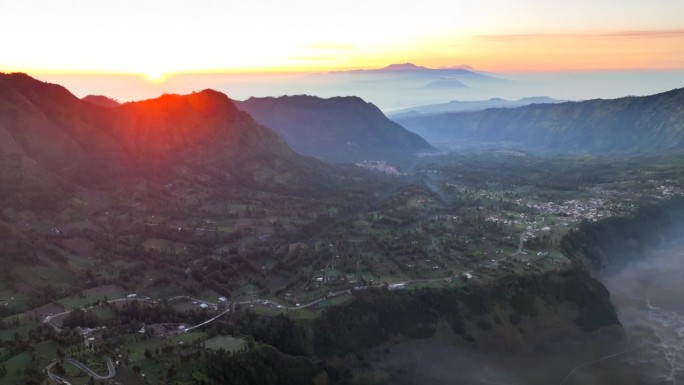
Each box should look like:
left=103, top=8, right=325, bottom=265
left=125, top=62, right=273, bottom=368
left=4, top=149, right=684, bottom=384
left=2, top=74, right=684, bottom=385
left=3, top=0, right=684, bottom=383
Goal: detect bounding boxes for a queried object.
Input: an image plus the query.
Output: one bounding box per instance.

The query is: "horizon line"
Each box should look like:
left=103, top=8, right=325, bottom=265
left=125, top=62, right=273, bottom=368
left=4, top=64, right=684, bottom=79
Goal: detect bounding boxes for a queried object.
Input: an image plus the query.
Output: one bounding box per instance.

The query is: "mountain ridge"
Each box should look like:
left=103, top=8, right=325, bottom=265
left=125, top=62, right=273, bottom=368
left=389, top=96, right=565, bottom=117
left=82, top=94, right=121, bottom=108
left=329, top=62, right=489, bottom=77
left=396, top=87, right=684, bottom=153
left=235, top=94, right=435, bottom=163
left=0, top=73, right=330, bottom=206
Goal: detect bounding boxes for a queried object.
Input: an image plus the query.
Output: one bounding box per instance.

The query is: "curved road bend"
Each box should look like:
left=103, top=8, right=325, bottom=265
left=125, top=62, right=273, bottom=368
left=45, top=360, right=72, bottom=385
left=45, top=356, right=115, bottom=384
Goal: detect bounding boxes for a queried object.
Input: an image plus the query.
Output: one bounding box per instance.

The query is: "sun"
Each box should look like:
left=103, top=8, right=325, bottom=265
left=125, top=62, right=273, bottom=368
left=142, top=70, right=167, bottom=83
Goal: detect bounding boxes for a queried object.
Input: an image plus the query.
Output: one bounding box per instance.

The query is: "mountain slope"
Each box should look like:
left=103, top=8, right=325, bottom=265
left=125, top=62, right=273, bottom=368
left=82, top=94, right=121, bottom=108
left=330, top=63, right=498, bottom=80
left=236, top=95, right=434, bottom=163
left=389, top=96, right=565, bottom=118
left=396, top=87, right=684, bottom=153
left=0, top=73, right=327, bottom=205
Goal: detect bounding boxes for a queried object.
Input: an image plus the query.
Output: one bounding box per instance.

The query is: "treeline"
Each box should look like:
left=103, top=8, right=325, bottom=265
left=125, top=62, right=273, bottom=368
left=311, top=267, right=618, bottom=358
left=231, top=312, right=310, bottom=356
left=210, top=267, right=618, bottom=367
left=201, top=345, right=322, bottom=385
left=61, top=300, right=210, bottom=331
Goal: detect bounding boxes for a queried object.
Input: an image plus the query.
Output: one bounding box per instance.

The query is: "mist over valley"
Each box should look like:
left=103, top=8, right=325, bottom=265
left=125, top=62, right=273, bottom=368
left=2, top=1, right=684, bottom=383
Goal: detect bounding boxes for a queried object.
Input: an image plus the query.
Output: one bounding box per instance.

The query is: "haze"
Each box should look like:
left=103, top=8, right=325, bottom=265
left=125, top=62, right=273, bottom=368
left=3, top=0, right=684, bottom=110
left=4, top=1, right=684, bottom=385
left=30, top=69, right=684, bottom=112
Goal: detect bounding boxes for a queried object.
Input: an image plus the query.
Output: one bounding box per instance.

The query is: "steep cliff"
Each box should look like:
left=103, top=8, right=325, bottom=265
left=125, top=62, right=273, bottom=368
left=561, top=198, right=684, bottom=269
left=310, top=267, right=620, bottom=356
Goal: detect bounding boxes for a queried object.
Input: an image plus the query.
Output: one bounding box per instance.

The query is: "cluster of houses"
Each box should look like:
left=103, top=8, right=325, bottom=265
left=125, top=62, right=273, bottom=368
left=77, top=326, right=106, bottom=350
left=486, top=196, right=634, bottom=241
left=515, top=198, right=623, bottom=223
left=193, top=296, right=230, bottom=311
left=658, top=184, right=684, bottom=198
left=355, top=160, right=402, bottom=176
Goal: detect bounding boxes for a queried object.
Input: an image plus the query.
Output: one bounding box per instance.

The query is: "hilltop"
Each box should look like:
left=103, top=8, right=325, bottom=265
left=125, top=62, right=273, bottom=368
left=330, top=62, right=491, bottom=77
left=82, top=94, right=121, bottom=108
left=0, top=73, right=336, bottom=207
left=236, top=95, right=435, bottom=163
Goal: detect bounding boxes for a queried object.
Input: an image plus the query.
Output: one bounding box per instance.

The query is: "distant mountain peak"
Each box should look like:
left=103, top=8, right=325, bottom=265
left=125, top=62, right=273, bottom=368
left=439, top=64, right=476, bottom=71
left=518, top=96, right=563, bottom=103
left=380, top=63, right=429, bottom=71
left=380, top=63, right=478, bottom=72
left=328, top=63, right=498, bottom=81
left=388, top=96, right=566, bottom=118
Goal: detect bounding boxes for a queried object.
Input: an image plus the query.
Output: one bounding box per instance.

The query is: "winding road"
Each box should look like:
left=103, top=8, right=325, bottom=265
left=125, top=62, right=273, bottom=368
left=41, top=278, right=452, bottom=383
left=45, top=356, right=115, bottom=384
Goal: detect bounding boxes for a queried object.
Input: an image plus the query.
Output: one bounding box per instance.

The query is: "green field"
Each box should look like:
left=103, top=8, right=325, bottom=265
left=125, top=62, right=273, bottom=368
left=57, top=284, right=127, bottom=309
left=0, top=352, right=31, bottom=385
left=12, top=265, right=76, bottom=289
left=317, top=294, right=354, bottom=308
left=66, top=254, right=96, bottom=271
left=203, top=336, right=247, bottom=353
left=126, top=331, right=208, bottom=362
left=0, top=313, right=41, bottom=340
left=287, top=307, right=318, bottom=320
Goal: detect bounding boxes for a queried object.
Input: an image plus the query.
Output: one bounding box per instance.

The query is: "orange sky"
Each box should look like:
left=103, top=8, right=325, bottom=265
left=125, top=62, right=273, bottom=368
left=1, top=0, right=683, bottom=78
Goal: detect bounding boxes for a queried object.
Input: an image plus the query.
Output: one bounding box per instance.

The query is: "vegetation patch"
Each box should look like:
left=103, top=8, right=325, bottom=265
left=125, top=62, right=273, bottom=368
left=203, top=336, right=247, bottom=353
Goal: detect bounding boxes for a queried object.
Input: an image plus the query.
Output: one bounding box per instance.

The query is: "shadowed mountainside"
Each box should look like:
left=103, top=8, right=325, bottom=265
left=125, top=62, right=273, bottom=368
left=389, top=96, right=565, bottom=118
left=396, top=87, right=684, bottom=153
left=236, top=95, right=435, bottom=163
left=0, top=73, right=333, bottom=206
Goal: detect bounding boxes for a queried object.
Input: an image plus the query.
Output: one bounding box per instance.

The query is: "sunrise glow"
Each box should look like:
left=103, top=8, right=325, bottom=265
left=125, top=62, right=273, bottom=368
left=142, top=70, right=168, bottom=83
left=1, top=0, right=683, bottom=77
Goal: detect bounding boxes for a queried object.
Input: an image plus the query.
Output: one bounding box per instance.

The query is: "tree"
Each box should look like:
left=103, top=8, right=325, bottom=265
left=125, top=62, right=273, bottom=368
left=166, top=366, right=176, bottom=379
left=54, top=362, right=66, bottom=375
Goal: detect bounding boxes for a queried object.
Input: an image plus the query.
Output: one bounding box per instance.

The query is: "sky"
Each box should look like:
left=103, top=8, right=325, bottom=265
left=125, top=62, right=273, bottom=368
left=2, top=0, right=684, bottom=109
left=2, top=0, right=684, bottom=79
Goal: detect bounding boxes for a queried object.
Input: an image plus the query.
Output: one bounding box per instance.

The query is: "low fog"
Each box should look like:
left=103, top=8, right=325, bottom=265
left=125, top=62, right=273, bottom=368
left=602, top=241, right=684, bottom=385
left=366, top=238, right=684, bottom=385
left=36, top=69, right=684, bottom=112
